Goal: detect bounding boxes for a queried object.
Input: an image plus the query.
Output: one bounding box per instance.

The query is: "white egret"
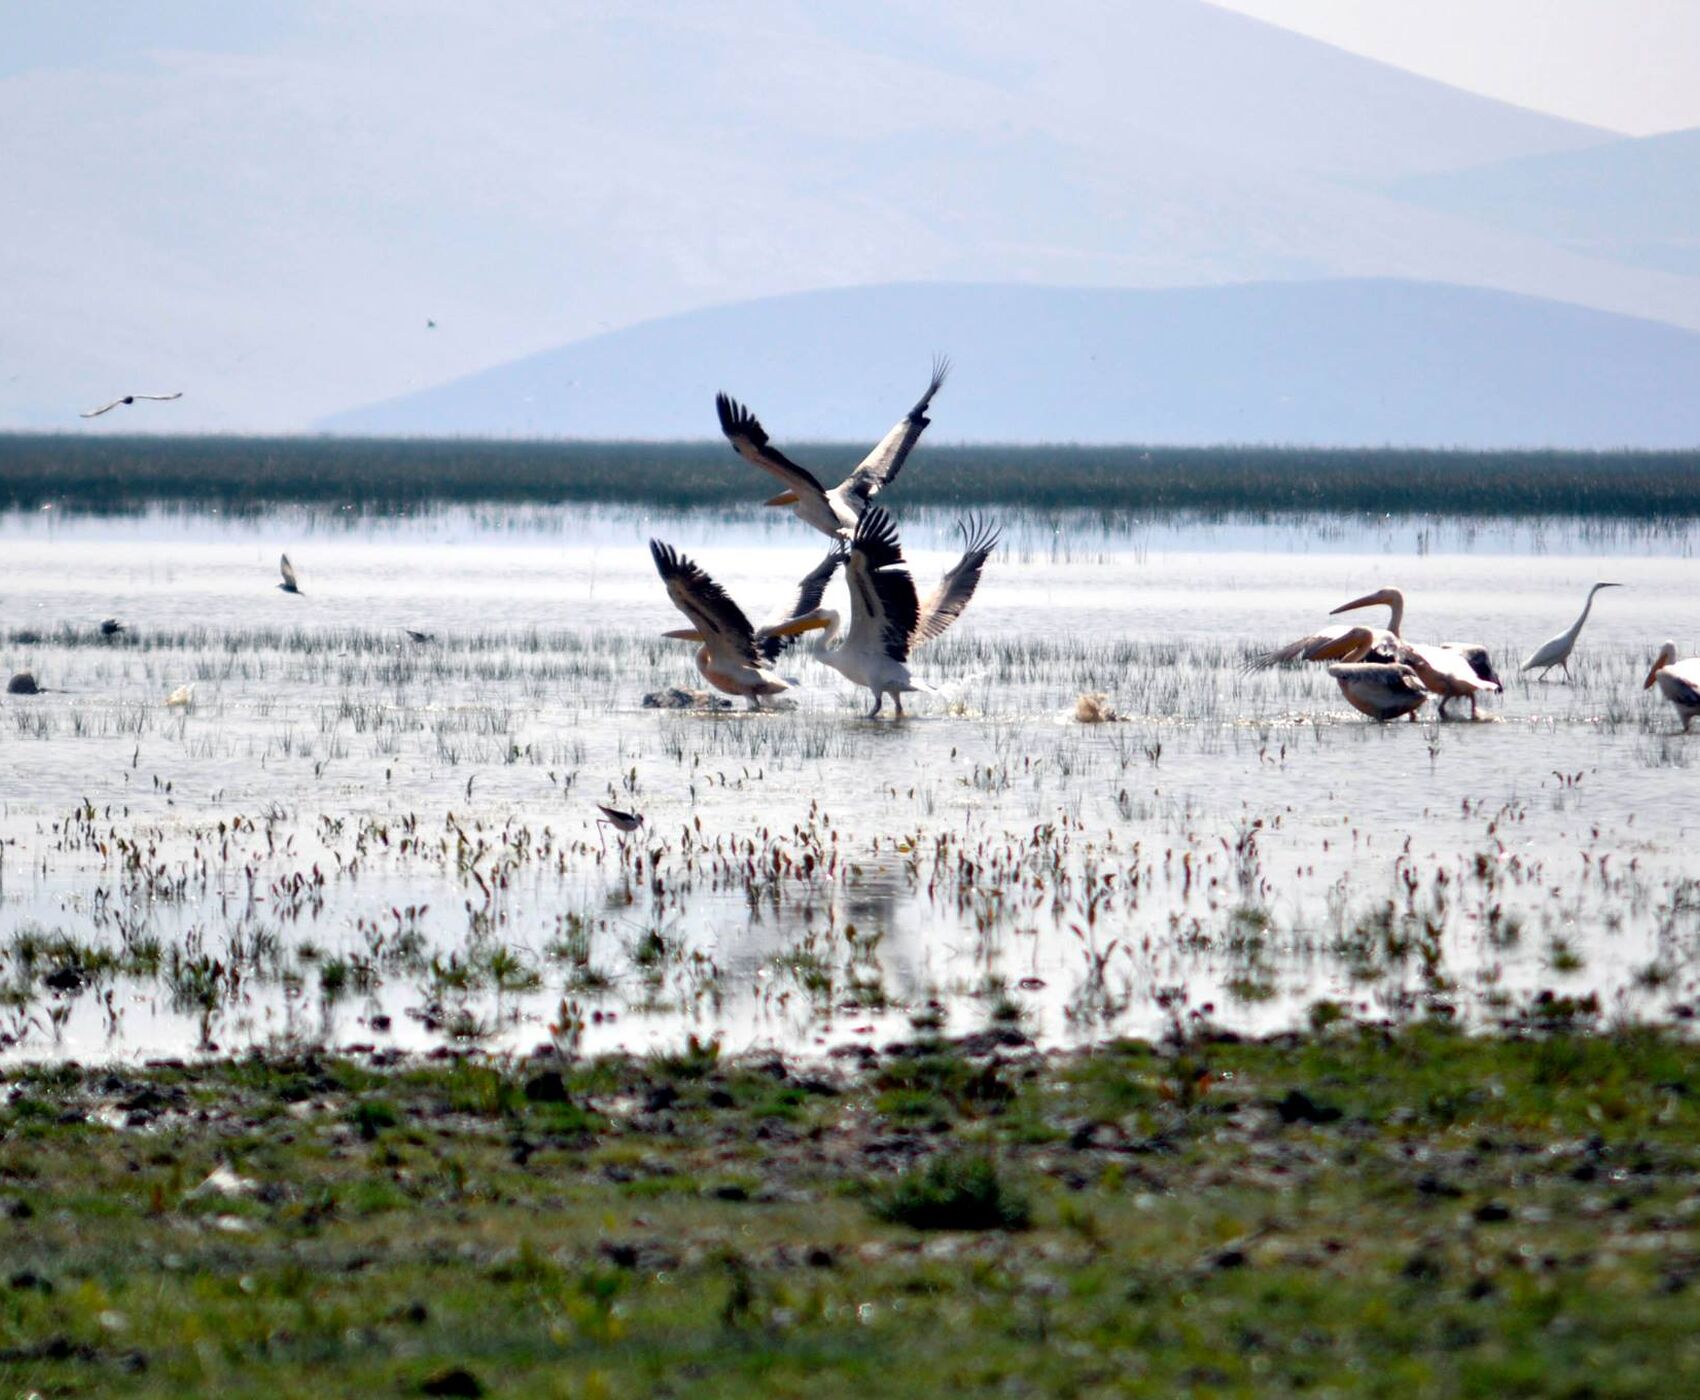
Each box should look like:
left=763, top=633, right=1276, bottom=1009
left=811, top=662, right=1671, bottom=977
left=1521, top=582, right=1622, bottom=681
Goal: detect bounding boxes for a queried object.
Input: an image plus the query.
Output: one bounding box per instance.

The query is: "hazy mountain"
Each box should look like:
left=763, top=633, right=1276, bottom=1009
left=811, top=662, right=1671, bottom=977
left=323, top=279, right=1700, bottom=449
left=1388, top=127, right=1700, bottom=278
left=3, top=1, right=1668, bottom=434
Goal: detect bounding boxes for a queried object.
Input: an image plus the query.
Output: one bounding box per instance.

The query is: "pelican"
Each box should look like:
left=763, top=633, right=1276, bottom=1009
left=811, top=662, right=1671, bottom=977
left=1522, top=582, right=1622, bottom=681
left=1327, top=661, right=1430, bottom=722
left=278, top=554, right=302, bottom=595
left=799, top=507, right=999, bottom=717
left=715, top=358, right=949, bottom=538
left=1645, top=642, right=1700, bottom=732
left=1256, top=587, right=1499, bottom=718
left=81, top=391, right=183, bottom=418
left=649, top=541, right=839, bottom=709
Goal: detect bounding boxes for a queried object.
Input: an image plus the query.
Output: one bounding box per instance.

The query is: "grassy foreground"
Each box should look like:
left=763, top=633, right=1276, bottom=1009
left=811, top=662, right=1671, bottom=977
left=4, top=1024, right=1700, bottom=1397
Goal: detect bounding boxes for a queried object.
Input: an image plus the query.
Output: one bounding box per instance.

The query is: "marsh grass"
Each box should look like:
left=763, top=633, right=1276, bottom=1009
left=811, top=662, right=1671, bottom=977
left=7, top=433, right=1700, bottom=517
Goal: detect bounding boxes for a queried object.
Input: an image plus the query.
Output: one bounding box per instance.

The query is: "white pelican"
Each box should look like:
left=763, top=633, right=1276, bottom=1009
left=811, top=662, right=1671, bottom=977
left=800, top=507, right=999, bottom=717
left=1256, top=587, right=1500, bottom=718
left=1327, top=661, right=1430, bottom=722
left=278, top=554, right=302, bottom=595
left=1521, top=582, right=1622, bottom=681
left=81, top=391, right=183, bottom=418
left=715, top=359, right=949, bottom=538
left=1645, top=642, right=1700, bottom=732
left=649, top=541, right=839, bottom=709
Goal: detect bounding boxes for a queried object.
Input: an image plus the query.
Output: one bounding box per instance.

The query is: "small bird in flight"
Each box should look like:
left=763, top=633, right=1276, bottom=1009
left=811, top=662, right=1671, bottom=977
left=278, top=554, right=302, bottom=595
left=404, top=628, right=435, bottom=644
left=81, top=392, right=183, bottom=418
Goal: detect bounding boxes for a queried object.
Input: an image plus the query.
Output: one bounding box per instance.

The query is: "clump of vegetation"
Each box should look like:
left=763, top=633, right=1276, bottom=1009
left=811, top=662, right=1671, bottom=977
left=870, top=1151, right=1031, bottom=1231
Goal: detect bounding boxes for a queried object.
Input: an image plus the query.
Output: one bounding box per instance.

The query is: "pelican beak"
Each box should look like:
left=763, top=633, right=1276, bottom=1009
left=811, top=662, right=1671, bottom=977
left=1330, top=590, right=1390, bottom=616
left=663, top=628, right=706, bottom=642
left=768, top=611, right=833, bottom=637
left=1645, top=661, right=1663, bottom=689
left=764, top=491, right=800, bottom=507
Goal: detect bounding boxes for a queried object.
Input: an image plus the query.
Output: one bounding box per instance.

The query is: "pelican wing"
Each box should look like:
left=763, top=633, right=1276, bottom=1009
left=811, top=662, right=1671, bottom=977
left=756, top=546, right=843, bottom=663
left=649, top=540, right=759, bottom=664
left=913, top=513, right=998, bottom=646
left=279, top=554, right=299, bottom=590
left=716, top=393, right=831, bottom=499
left=1445, top=643, right=1500, bottom=688
left=846, top=507, right=919, bottom=662
left=837, top=356, right=949, bottom=507
left=1661, top=660, right=1700, bottom=709
left=1246, top=625, right=1384, bottom=670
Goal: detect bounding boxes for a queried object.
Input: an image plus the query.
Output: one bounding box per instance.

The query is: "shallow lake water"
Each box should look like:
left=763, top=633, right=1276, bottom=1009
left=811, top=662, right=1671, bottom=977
left=1, top=504, right=1696, bottom=1065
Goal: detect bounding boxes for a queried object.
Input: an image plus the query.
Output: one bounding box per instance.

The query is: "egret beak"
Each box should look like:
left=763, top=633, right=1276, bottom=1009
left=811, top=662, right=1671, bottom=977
left=764, top=491, right=800, bottom=507
left=663, top=628, right=706, bottom=642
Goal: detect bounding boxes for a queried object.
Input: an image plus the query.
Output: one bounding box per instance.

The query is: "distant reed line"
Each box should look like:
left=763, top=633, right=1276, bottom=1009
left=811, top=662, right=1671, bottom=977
left=3, top=434, right=1698, bottom=517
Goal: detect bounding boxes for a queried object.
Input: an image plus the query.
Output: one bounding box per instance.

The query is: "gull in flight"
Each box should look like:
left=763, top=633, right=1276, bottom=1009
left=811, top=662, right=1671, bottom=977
left=799, top=507, right=999, bottom=717
left=715, top=358, right=949, bottom=537
left=278, top=554, right=302, bottom=595
left=81, top=392, right=183, bottom=418
left=649, top=541, right=841, bottom=709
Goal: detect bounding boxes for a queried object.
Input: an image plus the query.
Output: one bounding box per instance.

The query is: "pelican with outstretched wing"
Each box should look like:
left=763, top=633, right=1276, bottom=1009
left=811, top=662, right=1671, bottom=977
left=799, top=507, right=998, bottom=717
left=1645, top=642, right=1700, bottom=732
left=81, top=391, right=183, bottom=418
left=649, top=542, right=839, bottom=709
left=715, top=358, right=949, bottom=537
left=1252, top=586, right=1500, bottom=718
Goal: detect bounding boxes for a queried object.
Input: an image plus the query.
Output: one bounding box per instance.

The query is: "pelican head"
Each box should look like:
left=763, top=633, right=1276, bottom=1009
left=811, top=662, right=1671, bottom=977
left=1330, top=587, right=1403, bottom=617
left=1646, top=640, right=1678, bottom=689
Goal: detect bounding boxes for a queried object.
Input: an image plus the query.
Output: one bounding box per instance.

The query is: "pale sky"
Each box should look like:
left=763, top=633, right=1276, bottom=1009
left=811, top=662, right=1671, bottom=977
left=1211, top=0, right=1700, bottom=136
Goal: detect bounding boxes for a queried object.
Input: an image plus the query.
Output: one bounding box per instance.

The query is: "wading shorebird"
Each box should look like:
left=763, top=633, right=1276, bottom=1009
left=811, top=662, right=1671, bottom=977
left=278, top=554, right=302, bottom=595
left=796, top=507, right=999, bottom=718
left=715, top=358, right=949, bottom=538
left=1644, top=642, right=1700, bottom=732
left=594, top=803, right=644, bottom=848
left=649, top=541, right=841, bottom=709
left=80, top=391, right=183, bottom=418
left=1522, top=582, right=1622, bottom=681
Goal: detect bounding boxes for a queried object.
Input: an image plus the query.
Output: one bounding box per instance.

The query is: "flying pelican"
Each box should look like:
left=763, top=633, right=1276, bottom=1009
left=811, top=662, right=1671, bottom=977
left=1522, top=582, right=1622, bottom=681
left=1645, top=642, right=1700, bottom=732
left=714, top=358, right=949, bottom=538
left=799, top=507, right=999, bottom=717
left=278, top=554, right=302, bottom=595
left=81, top=392, right=183, bottom=418
left=649, top=542, right=840, bottom=709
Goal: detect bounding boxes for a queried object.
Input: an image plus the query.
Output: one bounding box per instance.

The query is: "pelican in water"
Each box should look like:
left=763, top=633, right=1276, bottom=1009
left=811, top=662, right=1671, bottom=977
left=278, top=554, right=302, bottom=595
left=81, top=391, right=183, bottom=418
left=1254, top=587, right=1499, bottom=719
left=799, top=507, right=998, bottom=717
left=715, top=358, right=949, bottom=537
left=1645, top=642, right=1700, bottom=732
left=1522, top=582, right=1622, bottom=681
left=649, top=542, right=839, bottom=709
left=1327, top=659, right=1430, bottom=723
